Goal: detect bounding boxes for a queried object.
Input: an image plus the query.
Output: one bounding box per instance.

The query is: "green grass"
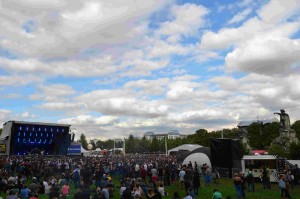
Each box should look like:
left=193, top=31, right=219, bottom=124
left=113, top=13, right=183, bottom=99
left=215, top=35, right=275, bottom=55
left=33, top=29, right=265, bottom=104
left=1, top=178, right=300, bottom=199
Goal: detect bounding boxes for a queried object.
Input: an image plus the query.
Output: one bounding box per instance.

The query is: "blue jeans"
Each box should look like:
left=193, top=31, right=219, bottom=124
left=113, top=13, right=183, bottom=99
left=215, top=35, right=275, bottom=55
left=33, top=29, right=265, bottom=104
left=235, top=185, right=243, bottom=198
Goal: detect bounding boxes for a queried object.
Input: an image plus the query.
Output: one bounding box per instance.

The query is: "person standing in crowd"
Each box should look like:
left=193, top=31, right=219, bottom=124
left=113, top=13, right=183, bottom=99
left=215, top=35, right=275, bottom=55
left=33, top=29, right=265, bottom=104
left=172, top=191, right=180, bottom=199
left=279, top=174, right=291, bottom=199
left=6, top=190, right=18, bottom=199
left=233, top=173, right=243, bottom=199
left=292, top=164, right=300, bottom=185
left=201, top=164, right=207, bottom=184
left=178, top=166, right=186, bottom=189
left=192, top=169, right=200, bottom=196
left=212, top=188, right=222, bottom=199
left=48, top=185, right=60, bottom=199
left=284, top=170, right=292, bottom=198
left=245, top=168, right=254, bottom=192
left=239, top=172, right=246, bottom=199
left=20, top=184, right=31, bottom=199
left=184, top=166, right=194, bottom=193
left=205, top=166, right=211, bottom=186
left=72, top=166, right=81, bottom=189
left=61, top=182, right=70, bottom=198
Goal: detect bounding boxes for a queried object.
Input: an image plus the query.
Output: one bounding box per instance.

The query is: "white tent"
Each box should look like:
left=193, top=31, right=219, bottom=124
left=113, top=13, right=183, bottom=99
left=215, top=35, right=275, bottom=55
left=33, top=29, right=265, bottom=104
left=81, top=146, right=90, bottom=156
left=183, top=153, right=211, bottom=170
left=168, top=144, right=202, bottom=155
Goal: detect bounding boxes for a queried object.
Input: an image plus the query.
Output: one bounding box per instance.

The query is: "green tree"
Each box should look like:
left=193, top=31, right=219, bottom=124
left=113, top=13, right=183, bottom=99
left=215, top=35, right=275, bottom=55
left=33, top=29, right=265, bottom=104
left=289, top=142, right=300, bottom=159
left=291, top=120, right=300, bottom=140
left=104, top=139, right=114, bottom=150
left=269, top=144, right=290, bottom=159
left=138, top=136, right=150, bottom=153
left=195, top=129, right=208, bottom=135
left=126, top=134, right=136, bottom=153
left=150, top=136, right=159, bottom=152
left=79, top=133, right=88, bottom=150
left=247, top=122, right=279, bottom=149
left=95, top=139, right=116, bottom=150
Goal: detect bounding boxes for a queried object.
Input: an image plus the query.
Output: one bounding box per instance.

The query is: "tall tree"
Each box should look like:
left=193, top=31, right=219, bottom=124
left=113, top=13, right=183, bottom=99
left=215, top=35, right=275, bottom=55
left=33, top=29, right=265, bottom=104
left=150, top=136, right=159, bottom=152
left=138, top=136, right=150, bottom=153
left=247, top=122, right=279, bottom=149
left=291, top=120, right=300, bottom=140
left=79, top=133, right=88, bottom=150
left=126, top=134, right=136, bottom=153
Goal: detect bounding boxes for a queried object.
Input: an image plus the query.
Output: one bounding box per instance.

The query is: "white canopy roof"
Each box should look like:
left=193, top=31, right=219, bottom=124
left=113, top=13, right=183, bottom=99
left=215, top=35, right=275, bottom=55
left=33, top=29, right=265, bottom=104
left=81, top=146, right=89, bottom=153
left=183, top=153, right=211, bottom=169
left=168, top=144, right=202, bottom=154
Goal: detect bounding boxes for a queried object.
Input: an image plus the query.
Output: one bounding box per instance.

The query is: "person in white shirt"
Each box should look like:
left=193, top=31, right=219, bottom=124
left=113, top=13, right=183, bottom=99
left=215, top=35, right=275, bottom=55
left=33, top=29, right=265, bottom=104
left=179, top=167, right=186, bottom=189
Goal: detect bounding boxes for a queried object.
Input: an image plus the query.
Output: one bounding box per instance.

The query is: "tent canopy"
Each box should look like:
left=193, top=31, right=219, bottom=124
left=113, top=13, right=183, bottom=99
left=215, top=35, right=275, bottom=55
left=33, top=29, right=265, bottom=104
left=183, top=153, right=211, bottom=170
left=81, top=146, right=89, bottom=153
left=168, top=144, right=202, bottom=155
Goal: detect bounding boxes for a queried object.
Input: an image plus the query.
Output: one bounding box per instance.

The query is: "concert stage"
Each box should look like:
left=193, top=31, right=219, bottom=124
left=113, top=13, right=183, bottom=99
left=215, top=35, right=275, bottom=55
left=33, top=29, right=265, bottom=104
left=0, top=121, right=71, bottom=156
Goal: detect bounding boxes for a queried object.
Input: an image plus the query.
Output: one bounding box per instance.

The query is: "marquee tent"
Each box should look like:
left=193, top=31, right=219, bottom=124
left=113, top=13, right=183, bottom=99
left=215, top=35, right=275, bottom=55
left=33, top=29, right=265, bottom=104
left=183, top=152, right=211, bottom=169
left=168, top=144, right=202, bottom=155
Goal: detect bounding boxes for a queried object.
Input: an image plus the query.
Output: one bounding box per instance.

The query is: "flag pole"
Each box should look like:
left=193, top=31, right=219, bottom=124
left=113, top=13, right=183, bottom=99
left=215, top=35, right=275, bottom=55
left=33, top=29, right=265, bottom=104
left=123, top=138, right=126, bottom=157
left=165, top=135, right=168, bottom=157
left=114, top=139, right=115, bottom=155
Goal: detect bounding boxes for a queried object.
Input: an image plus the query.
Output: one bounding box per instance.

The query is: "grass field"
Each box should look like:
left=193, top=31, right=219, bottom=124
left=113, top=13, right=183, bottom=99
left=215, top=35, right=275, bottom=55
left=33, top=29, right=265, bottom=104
left=1, top=178, right=300, bottom=199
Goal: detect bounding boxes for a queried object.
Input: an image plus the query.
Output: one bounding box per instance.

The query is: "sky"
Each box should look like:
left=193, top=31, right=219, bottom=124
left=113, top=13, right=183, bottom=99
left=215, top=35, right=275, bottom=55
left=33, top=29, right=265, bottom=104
left=0, top=0, right=300, bottom=140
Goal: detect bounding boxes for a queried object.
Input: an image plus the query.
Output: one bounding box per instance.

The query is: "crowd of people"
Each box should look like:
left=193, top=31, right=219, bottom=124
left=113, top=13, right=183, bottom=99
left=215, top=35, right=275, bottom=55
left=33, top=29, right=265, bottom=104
left=0, top=154, right=299, bottom=199
left=0, top=154, right=201, bottom=199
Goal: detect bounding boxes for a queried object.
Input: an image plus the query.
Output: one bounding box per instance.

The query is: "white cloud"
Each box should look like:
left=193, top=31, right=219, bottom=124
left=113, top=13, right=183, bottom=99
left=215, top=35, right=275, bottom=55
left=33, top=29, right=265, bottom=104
left=122, top=59, right=170, bottom=77
left=0, top=0, right=300, bottom=140
left=124, top=78, right=170, bottom=95
left=166, top=80, right=198, bottom=100
left=38, top=102, right=86, bottom=111
left=17, top=111, right=36, bottom=119
left=59, top=115, right=118, bottom=126
left=0, top=75, right=43, bottom=86
left=227, top=8, right=252, bottom=25
left=0, top=56, right=118, bottom=77
left=1, top=94, right=22, bottom=99
left=29, top=84, right=76, bottom=103
left=0, top=109, right=12, bottom=124
left=156, top=3, right=209, bottom=40
left=147, top=40, right=189, bottom=58
left=225, top=36, right=300, bottom=74
left=76, top=89, right=170, bottom=117
left=257, top=0, right=300, bottom=23
left=200, top=17, right=299, bottom=50
left=210, top=76, right=239, bottom=91
left=0, top=0, right=171, bottom=58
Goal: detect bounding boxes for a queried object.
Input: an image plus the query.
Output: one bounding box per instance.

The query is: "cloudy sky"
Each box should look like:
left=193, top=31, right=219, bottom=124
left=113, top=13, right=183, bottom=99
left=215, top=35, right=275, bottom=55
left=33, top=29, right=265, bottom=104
left=0, top=0, right=300, bottom=140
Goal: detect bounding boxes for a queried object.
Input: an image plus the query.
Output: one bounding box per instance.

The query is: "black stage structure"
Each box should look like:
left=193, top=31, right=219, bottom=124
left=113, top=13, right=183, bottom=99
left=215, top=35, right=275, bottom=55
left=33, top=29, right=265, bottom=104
left=0, top=121, right=71, bottom=156
left=210, top=138, right=243, bottom=177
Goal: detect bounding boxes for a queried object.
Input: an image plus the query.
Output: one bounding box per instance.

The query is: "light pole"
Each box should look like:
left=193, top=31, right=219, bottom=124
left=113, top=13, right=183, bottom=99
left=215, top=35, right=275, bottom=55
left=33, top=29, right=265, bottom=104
left=165, top=135, right=168, bottom=157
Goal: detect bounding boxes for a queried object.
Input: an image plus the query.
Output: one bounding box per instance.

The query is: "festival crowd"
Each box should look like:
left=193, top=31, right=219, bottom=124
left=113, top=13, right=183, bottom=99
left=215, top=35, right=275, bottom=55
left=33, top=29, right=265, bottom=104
left=0, top=154, right=299, bottom=199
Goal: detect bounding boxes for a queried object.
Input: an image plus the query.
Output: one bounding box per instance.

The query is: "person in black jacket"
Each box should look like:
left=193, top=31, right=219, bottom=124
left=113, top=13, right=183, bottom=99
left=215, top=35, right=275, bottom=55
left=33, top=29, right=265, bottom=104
left=193, top=169, right=200, bottom=195
left=48, top=185, right=60, bottom=199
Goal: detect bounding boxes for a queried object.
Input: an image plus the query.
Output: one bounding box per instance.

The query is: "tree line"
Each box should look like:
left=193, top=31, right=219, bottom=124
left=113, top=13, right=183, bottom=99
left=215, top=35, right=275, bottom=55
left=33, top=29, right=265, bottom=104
left=0, top=120, right=298, bottom=159
left=78, top=120, right=300, bottom=159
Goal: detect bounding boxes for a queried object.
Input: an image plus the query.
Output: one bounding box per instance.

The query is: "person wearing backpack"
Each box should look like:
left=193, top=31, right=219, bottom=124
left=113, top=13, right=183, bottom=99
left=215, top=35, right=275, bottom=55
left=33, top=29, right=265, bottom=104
left=245, top=169, right=254, bottom=192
